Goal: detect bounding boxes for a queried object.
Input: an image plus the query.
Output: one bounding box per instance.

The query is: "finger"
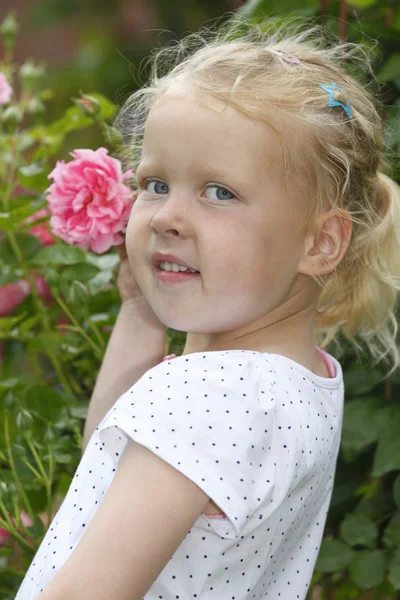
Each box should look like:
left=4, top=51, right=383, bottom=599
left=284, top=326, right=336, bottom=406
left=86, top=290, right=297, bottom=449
left=116, top=240, right=128, bottom=262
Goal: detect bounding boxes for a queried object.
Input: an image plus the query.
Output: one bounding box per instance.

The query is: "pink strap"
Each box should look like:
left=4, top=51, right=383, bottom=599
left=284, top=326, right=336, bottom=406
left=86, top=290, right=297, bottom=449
left=316, top=347, right=336, bottom=378
left=162, top=354, right=177, bottom=362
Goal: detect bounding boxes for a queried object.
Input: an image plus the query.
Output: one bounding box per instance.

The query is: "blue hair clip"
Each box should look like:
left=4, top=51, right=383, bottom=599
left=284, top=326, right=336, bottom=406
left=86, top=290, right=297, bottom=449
left=318, top=82, right=353, bottom=119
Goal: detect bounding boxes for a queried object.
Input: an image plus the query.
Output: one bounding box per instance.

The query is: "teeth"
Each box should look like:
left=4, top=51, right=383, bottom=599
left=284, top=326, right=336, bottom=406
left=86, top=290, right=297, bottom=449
left=159, top=261, right=198, bottom=273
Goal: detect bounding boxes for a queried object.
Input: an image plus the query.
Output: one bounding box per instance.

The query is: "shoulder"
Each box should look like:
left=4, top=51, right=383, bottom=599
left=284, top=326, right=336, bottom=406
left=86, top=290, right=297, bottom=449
left=145, top=349, right=275, bottom=393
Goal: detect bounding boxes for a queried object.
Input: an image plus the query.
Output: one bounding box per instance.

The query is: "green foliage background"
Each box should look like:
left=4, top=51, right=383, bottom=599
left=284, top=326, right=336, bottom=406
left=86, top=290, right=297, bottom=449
left=0, top=0, right=399, bottom=598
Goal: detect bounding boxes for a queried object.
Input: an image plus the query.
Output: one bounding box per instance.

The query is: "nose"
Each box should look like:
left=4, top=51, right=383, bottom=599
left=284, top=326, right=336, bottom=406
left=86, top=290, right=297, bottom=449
left=150, top=191, right=193, bottom=238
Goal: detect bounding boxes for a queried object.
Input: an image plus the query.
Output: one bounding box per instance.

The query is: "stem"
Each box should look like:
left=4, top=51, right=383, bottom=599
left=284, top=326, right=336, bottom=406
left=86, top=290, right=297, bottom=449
left=12, top=494, right=33, bottom=540
left=1, top=137, right=18, bottom=209
left=3, top=142, right=75, bottom=396
left=320, top=0, right=328, bottom=25
left=47, top=444, right=54, bottom=527
left=26, top=438, right=49, bottom=484
left=53, top=294, right=104, bottom=358
left=87, top=318, right=105, bottom=350
left=0, top=501, right=36, bottom=553
left=5, top=235, right=74, bottom=396
left=4, top=413, right=35, bottom=523
left=21, top=457, right=44, bottom=482
left=25, top=438, right=54, bottom=526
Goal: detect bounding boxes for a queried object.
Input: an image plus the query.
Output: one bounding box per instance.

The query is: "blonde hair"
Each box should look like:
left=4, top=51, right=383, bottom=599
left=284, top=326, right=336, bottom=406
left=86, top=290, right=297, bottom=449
left=114, top=15, right=400, bottom=379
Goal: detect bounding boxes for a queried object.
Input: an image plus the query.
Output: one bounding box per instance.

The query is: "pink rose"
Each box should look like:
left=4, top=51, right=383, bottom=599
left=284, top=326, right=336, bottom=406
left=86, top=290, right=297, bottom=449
left=0, top=280, right=30, bottom=317
left=34, top=275, right=53, bottom=304
left=0, top=276, right=53, bottom=317
left=25, top=207, right=55, bottom=247
left=46, top=147, right=134, bottom=254
left=0, top=73, right=13, bottom=105
left=0, top=527, right=10, bottom=547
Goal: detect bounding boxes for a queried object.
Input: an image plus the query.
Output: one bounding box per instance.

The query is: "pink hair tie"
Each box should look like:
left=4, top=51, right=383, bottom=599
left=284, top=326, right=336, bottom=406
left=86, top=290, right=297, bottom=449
left=268, top=49, right=301, bottom=65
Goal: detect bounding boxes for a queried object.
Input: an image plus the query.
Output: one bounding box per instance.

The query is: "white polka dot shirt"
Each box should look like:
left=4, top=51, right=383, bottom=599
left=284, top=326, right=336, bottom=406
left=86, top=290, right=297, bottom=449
left=16, top=349, right=344, bottom=599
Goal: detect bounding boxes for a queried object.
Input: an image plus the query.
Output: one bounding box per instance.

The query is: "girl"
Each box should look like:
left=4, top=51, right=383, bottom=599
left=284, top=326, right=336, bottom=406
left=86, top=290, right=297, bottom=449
left=16, top=15, right=400, bottom=600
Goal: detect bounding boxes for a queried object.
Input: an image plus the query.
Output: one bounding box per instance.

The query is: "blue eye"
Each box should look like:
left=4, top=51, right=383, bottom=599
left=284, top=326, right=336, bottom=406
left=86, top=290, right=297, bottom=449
left=204, top=186, right=234, bottom=201
left=146, top=180, right=168, bottom=194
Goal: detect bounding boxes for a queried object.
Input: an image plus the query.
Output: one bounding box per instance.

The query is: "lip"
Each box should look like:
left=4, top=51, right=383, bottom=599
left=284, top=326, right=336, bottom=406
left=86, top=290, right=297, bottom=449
left=151, top=252, right=199, bottom=272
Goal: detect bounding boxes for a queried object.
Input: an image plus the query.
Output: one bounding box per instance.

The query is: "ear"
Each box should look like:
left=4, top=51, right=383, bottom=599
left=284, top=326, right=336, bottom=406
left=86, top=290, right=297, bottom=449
left=298, top=208, right=352, bottom=277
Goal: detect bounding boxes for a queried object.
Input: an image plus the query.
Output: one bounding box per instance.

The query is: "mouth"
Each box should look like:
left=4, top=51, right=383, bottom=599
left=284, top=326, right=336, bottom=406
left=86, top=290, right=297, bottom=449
left=151, top=252, right=199, bottom=273
left=154, top=265, right=201, bottom=283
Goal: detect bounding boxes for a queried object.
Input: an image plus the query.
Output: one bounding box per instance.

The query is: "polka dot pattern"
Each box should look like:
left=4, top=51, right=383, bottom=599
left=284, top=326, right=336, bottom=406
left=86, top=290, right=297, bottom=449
left=15, top=349, right=344, bottom=600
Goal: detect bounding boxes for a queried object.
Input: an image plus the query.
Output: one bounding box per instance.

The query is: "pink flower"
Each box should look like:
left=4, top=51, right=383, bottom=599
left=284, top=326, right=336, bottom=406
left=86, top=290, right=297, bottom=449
left=0, top=276, right=53, bottom=317
left=25, top=207, right=55, bottom=246
left=0, top=527, right=10, bottom=547
left=0, top=280, right=30, bottom=317
left=34, top=275, right=53, bottom=304
left=0, top=73, right=13, bottom=105
left=46, top=147, right=134, bottom=254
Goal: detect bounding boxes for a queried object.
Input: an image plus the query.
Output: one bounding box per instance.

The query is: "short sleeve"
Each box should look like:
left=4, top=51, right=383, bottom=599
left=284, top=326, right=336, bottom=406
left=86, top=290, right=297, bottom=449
left=96, top=351, right=277, bottom=539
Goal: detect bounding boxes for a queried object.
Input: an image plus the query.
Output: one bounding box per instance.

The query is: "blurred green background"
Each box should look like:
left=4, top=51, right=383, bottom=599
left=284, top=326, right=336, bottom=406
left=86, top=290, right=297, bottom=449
left=0, top=0, right=243, bottom=158
left=1, top=1, right=400, bottom=598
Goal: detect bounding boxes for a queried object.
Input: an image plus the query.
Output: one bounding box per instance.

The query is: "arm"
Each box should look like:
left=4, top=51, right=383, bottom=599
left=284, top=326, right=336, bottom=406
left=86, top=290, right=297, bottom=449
left=82, top=297, right=165, bottom=454
left=38, top=440, right=210, bottom=600
left=82, top=241, right=166, bottom=453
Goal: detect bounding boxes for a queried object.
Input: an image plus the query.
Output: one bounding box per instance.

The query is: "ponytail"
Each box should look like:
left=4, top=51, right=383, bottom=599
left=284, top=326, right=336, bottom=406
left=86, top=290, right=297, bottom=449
left=315, top=173, right=400, bottom=378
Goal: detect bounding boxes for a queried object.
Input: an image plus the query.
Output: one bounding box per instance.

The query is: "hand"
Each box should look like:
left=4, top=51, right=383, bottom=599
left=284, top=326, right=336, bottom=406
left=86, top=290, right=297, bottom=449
left=116, top=240, right=143, bottom=303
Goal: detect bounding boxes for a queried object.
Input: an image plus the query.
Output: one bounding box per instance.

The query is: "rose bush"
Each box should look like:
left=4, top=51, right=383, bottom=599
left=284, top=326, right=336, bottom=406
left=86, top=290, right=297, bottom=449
left=0, top=12, right=151, bottom=596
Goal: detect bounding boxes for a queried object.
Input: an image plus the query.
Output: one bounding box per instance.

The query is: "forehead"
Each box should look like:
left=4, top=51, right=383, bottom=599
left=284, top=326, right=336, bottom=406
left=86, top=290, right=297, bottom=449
left=139, top=94, right=286, bottom=180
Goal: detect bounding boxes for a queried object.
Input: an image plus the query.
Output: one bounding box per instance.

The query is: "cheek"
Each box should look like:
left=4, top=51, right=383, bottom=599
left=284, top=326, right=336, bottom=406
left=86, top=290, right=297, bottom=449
left=125, top=207, right=147, bottom=252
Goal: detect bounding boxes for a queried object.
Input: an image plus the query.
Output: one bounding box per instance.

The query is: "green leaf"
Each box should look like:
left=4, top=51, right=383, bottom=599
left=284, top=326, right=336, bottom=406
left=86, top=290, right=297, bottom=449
left=67, top=280, right=89, bottom=306
left=378, top=53, right=400, bottom=83
left=383, top=512, right=400, bottom=550
left=389, top=564, right=400, bottom=590
left=0, top=233, right=42, bottom=266
left=54, top=471, right=73, bottom=497
left=341, top=396, right=381, bottom=453
left=0, top=197, right=48, bottom=232
left=373, top=437, right=400, bottom=476
left=315, top=539, right=354, bottom=573
left=85, top=252, right=119, bottom=270
left=87, top=270, right=113, bottom=295
left=18, top=314, right=41, bottom=335
left=0, top=314, right=28, bottom=334
left=17, top=159, right=49, bottom=191
left=373, top=408, right=400, bottom=476
left=349, top=550, right=387, bottom=589
left=47, top=107, right=92, bottom=135
left=394, top=475, right=400, bottom=510
left=0, top=379, right=20, bottom=405
left=24, top=385, right=65, bottom=423
left=27, top=331, right=71, bottom=355
left=343, top=364, right=383, bottom=395
left=62, top=263, right=100, bottom=283
left=52, top=435, right=74, bottom=463
left=30, top=243, right=86, bottom=266
left=340, top=514, right=378, bottom=548
left=46, top=93, right=116, bottom=136
left=69, top=405, right=88, bottom=420
left=32, top=133, right=65, bottom=160
left=86, top=92, right=117, bottom=120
